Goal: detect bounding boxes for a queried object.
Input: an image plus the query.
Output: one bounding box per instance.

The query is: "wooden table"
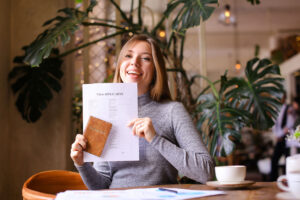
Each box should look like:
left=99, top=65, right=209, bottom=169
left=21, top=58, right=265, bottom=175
left=141, top=182, right=282, bottom=200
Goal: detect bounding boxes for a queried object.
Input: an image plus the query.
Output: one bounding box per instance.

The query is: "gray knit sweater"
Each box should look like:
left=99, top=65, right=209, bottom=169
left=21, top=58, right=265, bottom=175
left=76, top=93, right=214, bottom=189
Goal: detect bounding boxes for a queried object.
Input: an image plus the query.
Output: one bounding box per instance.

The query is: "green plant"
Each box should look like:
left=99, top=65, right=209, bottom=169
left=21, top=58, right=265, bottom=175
left=196, top=58, right=284, bottom=156
left=9, top=47, right=63, bottom=122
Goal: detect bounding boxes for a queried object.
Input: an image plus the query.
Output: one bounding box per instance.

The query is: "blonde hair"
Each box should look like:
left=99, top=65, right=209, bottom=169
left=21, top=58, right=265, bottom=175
left=113, top=35, right=171, bottom=101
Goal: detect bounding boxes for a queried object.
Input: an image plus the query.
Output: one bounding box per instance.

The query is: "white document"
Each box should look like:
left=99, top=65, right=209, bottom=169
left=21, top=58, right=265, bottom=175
left=55, top=188, right=225, bottom=200
left=82, top=83, right=139, bottom=162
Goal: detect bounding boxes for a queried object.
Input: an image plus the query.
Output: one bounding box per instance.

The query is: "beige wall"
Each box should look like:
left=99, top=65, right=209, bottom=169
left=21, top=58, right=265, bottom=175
left=0, top=0, right=11, bottom=198
left=0, top=0, right=73, bottom=199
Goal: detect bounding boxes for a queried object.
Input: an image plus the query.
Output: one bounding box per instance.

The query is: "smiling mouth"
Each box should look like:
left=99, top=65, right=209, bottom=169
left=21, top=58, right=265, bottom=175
left=127, top=71, right=142, bottom=76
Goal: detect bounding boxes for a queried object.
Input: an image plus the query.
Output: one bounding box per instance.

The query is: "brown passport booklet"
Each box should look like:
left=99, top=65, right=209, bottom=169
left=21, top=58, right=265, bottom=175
left=83, top=116, right=112, bottom=157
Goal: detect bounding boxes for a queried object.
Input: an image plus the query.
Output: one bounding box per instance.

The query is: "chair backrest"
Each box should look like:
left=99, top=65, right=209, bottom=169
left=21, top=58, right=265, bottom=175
left=22, top=170, right=87, bottom=200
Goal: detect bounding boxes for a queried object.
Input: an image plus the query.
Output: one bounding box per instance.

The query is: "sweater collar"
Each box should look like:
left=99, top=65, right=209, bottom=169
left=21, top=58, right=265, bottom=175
left=138, top=92, right=152, bottom=107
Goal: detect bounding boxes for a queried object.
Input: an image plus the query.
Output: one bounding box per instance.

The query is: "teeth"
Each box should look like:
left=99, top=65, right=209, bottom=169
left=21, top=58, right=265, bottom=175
left=127, top=71, right=141, bottom=75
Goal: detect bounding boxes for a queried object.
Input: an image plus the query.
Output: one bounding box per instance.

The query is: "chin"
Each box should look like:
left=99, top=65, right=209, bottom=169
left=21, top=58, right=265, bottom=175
left=123, top=78, right=140, bottom=83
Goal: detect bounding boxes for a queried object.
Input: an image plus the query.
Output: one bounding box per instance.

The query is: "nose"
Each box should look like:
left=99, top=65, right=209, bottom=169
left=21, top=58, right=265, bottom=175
left=130, top=56, right=139, bottom=67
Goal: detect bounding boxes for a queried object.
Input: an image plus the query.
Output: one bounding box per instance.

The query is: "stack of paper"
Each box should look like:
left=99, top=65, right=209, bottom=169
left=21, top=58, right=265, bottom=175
left=55, top=188, right=225, bottom=200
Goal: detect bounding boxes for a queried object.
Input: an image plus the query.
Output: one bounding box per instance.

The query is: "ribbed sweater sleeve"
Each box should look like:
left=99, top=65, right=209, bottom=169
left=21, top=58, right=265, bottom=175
left=75, top=162, right=111, bottom=189
left=150, top=102, right=215, bottom=183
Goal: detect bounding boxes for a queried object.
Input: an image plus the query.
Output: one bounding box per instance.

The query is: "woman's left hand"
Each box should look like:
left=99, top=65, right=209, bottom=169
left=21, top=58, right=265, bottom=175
left=127, top=117, right=156, bottom=143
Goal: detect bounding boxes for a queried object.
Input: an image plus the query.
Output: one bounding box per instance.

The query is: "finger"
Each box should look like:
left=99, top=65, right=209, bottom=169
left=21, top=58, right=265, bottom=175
left=71, top=143, right=83, bottom=151
left=127, top=118, right=144, bottom=127
left=135, top=119, right=145, bottom=129
left=76, top=134, right=87, bottom=143
left=127, top=119, right=138, bottom=127
left=136, top=127, right=145, bottom=138
left=70, top=150, right=81, bottom=158
left=136, top=123, right=144, bottom=130
left=78, top=139, right=87, bottom=149
left=75, top=135, right=87, bottom=149
left=132, top=122, right=138, bottom=135
left=144, top=118, right=152, bottom=126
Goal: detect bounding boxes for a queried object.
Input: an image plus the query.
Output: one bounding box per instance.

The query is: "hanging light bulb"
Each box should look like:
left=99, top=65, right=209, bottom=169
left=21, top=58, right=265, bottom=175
left=219, top=4, right=236, bottom=25
left=235, top=60, right=241, bottom=70
left=224, top=5, right=231, bottom=18
left=159, top=30, right=166, bottom=38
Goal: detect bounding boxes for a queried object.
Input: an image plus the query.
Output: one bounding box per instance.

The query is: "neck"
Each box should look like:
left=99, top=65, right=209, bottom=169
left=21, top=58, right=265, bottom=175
left=138, top=87, right=149, bottom=96
left=138, top=92, right=152, bottom=107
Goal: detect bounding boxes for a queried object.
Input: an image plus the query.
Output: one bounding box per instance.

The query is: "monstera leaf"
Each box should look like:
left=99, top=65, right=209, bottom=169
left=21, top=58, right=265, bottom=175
left=196, top=73, right=250, bottom=156
left=196, top=58, right=284, bottom=156
left=160, top=0, right=217, bottom=35
left=23, top=0, right=97, bottom=66
left=225, top=58, right=284, bottom=130
left=9, top=48, right=63, bottom=122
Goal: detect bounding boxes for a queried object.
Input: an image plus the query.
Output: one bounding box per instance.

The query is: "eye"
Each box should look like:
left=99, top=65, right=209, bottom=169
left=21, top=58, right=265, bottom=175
left=142, top=57, right=151, bottom=61
left=125, top=54, right=132, bottom=58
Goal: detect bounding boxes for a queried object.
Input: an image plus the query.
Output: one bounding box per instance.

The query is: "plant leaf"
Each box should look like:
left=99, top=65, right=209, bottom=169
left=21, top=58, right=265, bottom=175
left=163, top=0, right=218, bottom=35
left=9, top=48, right=63, bottom=122
left=226, top=58, right=284, bottom=130
left=23, top=1, right=97, bottom=66
left=196, top=73, right=249, bottom=156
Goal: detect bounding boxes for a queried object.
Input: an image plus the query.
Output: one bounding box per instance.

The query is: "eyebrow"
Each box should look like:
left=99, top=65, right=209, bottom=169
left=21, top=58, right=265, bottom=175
left=127, top=50, right=151, bottom=56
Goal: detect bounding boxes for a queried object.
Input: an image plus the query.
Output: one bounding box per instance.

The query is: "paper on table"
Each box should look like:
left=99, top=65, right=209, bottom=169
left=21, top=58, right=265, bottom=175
left=82, top=83, right=139, bottom=162
left=55, top=188, right=225, bottom=200
left=126, top=188, right=225, bottom=200
left=55, top=190, right=133, bottom=200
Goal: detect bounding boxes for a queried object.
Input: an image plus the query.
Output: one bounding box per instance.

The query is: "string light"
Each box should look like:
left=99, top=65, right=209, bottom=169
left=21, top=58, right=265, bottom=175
left=219, top=4, right=236, bottom=25
left=159, top=30, right=166, bottom=38
left=235, top=60, right=241, bottom=70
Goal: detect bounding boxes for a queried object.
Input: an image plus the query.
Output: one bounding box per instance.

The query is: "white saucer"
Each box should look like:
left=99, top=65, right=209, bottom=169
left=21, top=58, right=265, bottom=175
left=206, top=180, right=255, bottom=189
left=276, top=192, right=300, bottom=200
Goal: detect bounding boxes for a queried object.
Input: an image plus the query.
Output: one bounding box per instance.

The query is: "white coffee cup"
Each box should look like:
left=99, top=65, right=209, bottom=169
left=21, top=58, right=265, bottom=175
left=215, top=165, right=246, bottom=184
left=277, top=171, right=300, bottom=199
left=286, top=154, right=300, bottom=174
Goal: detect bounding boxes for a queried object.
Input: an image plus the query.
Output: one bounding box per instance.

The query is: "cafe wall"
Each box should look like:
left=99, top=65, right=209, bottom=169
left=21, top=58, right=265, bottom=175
left=0, top=0, right=11, bottom=198
left=0, top=0, right=74, bottom=199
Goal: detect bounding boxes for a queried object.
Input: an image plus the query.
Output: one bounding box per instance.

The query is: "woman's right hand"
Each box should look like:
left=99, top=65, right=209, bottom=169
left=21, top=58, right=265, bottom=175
left=70, top=134, right=87, bottom=166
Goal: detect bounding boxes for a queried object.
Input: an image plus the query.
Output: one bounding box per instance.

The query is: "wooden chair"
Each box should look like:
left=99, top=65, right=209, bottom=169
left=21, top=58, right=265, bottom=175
left=22, top=170, right=87, bottom=200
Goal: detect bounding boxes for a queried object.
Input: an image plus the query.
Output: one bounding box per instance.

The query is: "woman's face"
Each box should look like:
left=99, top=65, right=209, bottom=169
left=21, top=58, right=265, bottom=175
left=120, top=41, right=155, bottom=95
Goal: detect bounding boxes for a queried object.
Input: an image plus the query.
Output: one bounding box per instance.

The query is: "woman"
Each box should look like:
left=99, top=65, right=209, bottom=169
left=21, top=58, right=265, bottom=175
left=71, top=35, right=214, bottom=189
